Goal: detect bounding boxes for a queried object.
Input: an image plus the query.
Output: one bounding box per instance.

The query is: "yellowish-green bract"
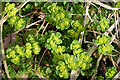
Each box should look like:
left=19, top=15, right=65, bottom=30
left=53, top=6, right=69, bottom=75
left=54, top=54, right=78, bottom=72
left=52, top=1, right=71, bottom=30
left=105, top=67, right=117, bottom=78
left=6, top=35, right=41, bottom=65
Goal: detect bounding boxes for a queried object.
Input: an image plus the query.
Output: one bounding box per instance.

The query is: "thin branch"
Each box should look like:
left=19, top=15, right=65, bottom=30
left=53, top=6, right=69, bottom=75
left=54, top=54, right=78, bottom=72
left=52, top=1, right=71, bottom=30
left=108, top=55, right=120, bottom=71
left=26, top=19, right=43, bottom=29
left=93, top=1, right=120, bottom=10
left=19, top=10, right=37, bottom=18
left=66, top=3, right=69, bottom=12
left=36, top=73, right=48, bottom=80
left=42, top=23, right=49, bottom=34
left=90, top=3, right=99, bottom=9
left=108, top=55, right=116, bottom=68
left=104, top=18, right=120, bottom=36
left=113, top=49, right=120, bottom=54
left=35, top=19, right=45, bottom=36
left=1, top=22, right=11, bottom=80
left=87, top=30, right=102, bottom=35
left=108, top=54, right=119, bottom=57
left=84, top=40, right=98, bottom=45
left=91, top=54, right=103, bottom=80
left=84, top=2, right=93, bottom=26
left=32, top=48, right=47, bottom=79
left=112, top=71, right=120, bottom=80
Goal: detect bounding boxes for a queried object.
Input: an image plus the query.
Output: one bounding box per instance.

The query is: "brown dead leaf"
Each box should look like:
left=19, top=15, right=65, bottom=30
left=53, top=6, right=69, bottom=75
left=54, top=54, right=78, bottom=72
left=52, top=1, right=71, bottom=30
left=3, top=33, right=16, bottom=49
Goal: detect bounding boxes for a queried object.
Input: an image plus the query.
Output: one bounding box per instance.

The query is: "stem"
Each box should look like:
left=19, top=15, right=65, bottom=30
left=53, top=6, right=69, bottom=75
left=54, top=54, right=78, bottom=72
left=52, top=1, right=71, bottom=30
left=26, top=19, right=43, bottom=29
left=42, top=23, right=49, bottom=34
left=91, top=54, right=103, bottom=80
left=1, top=22, right=11, bottom=80
left=35, top=19, right=45, bottom=36
left=32, top=48, right=47, bottom=79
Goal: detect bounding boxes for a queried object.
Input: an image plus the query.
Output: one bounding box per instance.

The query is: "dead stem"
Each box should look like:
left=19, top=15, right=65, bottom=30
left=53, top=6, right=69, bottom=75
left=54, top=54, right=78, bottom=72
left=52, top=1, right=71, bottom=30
left=35, top=19, right=45, bottom=36
left=26, top=19, right=43, bottom=29
left=32, top=48, right=47, bottom=79
left=108, top=55, right=120, bottom=71
left=1, top=24, right=11, bottom=80
left=91, top=53, right=103, bottom=80
left=42, top=23, right=49, bottom=34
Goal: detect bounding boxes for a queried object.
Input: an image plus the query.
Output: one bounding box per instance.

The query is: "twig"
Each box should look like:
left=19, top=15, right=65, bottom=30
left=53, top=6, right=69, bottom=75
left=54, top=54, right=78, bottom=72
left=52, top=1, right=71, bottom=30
left=32, top=48, right=47, bottom=79
left=91, top=53, right=103, bottom=80
left=113, top=49, right=120, bottom=54
left=113, top=38, right=120, bottom=48
left=26, top=19, right=43, bottom=29
left=42, top=23, right=49, bottom=34
left=112, top=71, right=120, bottom=80
left=108, top=54, right=119, bottom=57
left=36, top=73, right=48, bottom=80
left=108, top=55, right=116, bottom=67
left=90, top=3, right=99, bottom=9
left=16, top=0, right=31, bottom=11
left=104, top=18, right=120, bottom=36
left=70, top=70, right=80, bottom=80
left=84, top=40, right=98, bottom=45
left=34, top=56, right=37, bottom=71
left=26, top=14, right=34, bottom=26
left=87, top=30, right=102, bottom=35
left=93, top=1, right=120, bottom=10
left=35, top=19, right=45, bottom=36
left=84, top=2, right=93, bottom=26
left=108, top=55, right=120, bottom=71
left=66, top=3, right=69, bottom=12
left=1, top=22, right=11, bottom=80
left=19, top=10, right=37, bottom=18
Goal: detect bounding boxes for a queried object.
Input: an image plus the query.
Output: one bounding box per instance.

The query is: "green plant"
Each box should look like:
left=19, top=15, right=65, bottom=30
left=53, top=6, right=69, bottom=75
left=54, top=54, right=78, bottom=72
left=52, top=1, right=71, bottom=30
left=2, top=2, right=119, bottom=80
left=98, top=44, right=114, bottom=55
left=105, top=67, right=117, bottom=78
left=56, top=61, right=69, bottom=79
left=97, top=17, right=109, bottom=31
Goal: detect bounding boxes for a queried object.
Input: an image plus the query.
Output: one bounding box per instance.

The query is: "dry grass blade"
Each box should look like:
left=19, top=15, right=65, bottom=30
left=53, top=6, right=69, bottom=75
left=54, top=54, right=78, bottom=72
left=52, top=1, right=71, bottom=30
left=42, top=23, right=49, bottom=34
left=36, top=73, right=48, bottom=80
left=1, top=24, right=11, bottom=80
left=91, top=54, right=103, bottom=80
left=108, top=55, right=120, bottom=71
left=16, top=0, right=31, bottom=10
left=104, top=18, right=120, bottom=36
left=93, top=1, right=120, bottom=10
left=35, top=19, right=45, bottom=36
left=26, top=19, right=43, bottom=29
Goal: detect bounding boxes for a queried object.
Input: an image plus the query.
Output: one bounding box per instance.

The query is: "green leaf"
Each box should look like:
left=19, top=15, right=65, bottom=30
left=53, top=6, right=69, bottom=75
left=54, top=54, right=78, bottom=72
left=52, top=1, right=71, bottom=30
left=80, top=70, right=86, bottom=76
left=45, top=67, right=52, bottom=74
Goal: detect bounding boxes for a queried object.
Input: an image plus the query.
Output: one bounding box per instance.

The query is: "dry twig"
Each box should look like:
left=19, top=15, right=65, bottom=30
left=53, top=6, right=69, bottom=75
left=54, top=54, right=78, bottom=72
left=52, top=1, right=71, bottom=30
left=42, top=23, right=49, bottom=34
left=91, top=54, right=103, bottom=80
left=35, top=19, right=45, bottom=36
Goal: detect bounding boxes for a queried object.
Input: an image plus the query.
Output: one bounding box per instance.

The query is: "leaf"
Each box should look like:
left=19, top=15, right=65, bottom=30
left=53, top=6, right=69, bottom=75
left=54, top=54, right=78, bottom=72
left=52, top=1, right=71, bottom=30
left=45, top=67, right=52, bottom=74
left=80, top=70, right=86, bottom=76
left=56, top=32, right=62, bottom=38
left=4, top=33, right=16, bottom=49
